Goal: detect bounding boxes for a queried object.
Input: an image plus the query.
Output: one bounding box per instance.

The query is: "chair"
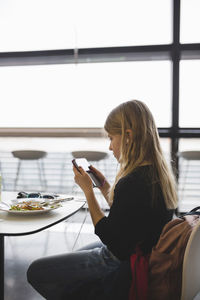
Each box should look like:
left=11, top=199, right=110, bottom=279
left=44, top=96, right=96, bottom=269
left=12, top=150, right=47, bottom=191
left=181, top=220, right=200, bottom=300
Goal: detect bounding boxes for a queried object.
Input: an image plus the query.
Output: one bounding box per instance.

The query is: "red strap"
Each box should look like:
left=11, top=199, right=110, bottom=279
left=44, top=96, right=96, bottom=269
left=129, top=250, right=150, bottom=300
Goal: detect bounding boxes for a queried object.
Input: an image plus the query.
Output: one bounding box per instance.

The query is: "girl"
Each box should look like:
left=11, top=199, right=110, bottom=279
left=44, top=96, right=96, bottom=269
left=27, top=100, right=178, bottom=299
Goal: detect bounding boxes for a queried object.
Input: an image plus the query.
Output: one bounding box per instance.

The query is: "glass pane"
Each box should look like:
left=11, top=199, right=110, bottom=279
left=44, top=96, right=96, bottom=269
left=0, top=0, right=75, bottom=51
left=180, top=0, right=200, bottom=43
left=76, top=0, right=172, bottom=48
left=0, top=0, right=172, bottom=52
left=159, top=138, right=171, bottom=165
left=179, top=60, right=200, bottom=127
left=0, top=61, right=171, bottom=128
left=178, top=139, right=200, bottom=212
left=179, top=138, right=200, bottom=152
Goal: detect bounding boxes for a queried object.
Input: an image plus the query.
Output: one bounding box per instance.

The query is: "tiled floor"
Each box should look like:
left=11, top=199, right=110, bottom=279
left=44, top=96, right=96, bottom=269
left=4, top=208, right=99, bottom=300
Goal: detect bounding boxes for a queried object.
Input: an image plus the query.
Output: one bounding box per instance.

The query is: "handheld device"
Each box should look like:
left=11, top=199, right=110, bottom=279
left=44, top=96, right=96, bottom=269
left=72, top=158, right=102, bottom=187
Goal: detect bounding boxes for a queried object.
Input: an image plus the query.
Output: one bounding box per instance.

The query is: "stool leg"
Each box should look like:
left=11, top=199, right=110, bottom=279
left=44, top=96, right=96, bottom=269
left=40, top=159, right=47, bottom=190
left=59, top=160, right=66, bottom=192
left=37, top=160, right=47, bottom=191
left=14, top=160, right=21, bottom=191
left=180, top=160, right=189, bottom=200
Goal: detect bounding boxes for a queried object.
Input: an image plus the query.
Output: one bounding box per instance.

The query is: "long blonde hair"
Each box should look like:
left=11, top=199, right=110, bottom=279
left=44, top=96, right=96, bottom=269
left=104, top=100, right=178, bottom=209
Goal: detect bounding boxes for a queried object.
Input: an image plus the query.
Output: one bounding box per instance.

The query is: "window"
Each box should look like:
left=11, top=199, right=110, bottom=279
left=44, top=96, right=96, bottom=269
left=0, top=61, right=171, bottom=127
left=179, top=138, right=200, bottom=152
left=179, top=60, right=200, bottom=128
left=75, top=0, right=172, bottom=48
left=0, top=0, right=75, bottom=51
left=0, top=0, right=172, bottom=52
left=0, top=0, right=200, bottom=212
left=180, top=0, right=200, bottom=43
left=0, top=1, right=199, bottom=158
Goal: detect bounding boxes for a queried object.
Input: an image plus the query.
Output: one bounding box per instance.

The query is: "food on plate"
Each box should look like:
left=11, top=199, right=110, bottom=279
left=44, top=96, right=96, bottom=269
left=10, top=201, right=44, bottom=211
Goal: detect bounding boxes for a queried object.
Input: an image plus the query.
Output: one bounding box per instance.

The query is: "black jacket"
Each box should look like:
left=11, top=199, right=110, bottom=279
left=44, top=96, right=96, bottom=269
left=95, top=165, right=174, bottom=260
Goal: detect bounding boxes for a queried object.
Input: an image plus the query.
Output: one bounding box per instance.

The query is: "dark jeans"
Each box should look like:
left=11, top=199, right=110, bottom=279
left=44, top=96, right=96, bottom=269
left=27, top=241, right=122, bottom=300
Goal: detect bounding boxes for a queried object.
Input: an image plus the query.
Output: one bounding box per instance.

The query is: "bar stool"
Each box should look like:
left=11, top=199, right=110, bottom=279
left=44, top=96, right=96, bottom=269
left=71, top=150, right=108, bottom=175
left=71, top=150, right=107, bottom=162
left=12, top=150, right=47, bottom=191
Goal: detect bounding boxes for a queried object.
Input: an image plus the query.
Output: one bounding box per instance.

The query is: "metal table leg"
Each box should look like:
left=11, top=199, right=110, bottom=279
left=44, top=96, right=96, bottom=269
left=0, top=235, right=4, bottom=300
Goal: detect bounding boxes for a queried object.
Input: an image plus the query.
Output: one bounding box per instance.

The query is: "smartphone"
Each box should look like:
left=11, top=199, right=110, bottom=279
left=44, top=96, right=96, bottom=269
left=72, top=158, right=102, bottom=187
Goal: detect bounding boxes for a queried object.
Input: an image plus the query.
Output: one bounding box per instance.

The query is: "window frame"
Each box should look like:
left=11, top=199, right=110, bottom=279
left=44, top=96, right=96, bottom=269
left=0, top=0, right=200, bottom=170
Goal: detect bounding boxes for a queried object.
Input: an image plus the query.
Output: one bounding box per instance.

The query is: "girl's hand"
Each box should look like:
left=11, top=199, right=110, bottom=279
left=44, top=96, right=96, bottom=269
left=89, top=165, right=110, bottom=191
left=73, top=166, right=93, bottom=194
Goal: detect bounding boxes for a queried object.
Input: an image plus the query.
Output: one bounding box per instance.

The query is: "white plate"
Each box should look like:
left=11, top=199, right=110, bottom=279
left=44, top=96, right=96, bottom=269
left=0, top=194, right=74, bottom=215
left=0, top=200, right=61, bottom=215
left=7, top=206, right=59, bottom=215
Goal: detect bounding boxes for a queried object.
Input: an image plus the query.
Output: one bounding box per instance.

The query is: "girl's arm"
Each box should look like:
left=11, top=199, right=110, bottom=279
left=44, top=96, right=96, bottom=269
left=84, top=189, right=105, bottom=226
left=73, top=166, right=105, bottom=226
left=89, top=165, right=112, bottom=207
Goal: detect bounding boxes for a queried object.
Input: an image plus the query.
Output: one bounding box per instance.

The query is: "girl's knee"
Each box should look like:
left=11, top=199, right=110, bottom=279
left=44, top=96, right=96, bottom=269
left=27, top=258, right=45, bottom=285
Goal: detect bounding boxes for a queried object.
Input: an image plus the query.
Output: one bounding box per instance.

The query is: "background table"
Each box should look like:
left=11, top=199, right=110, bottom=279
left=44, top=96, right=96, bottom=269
left=0, top=191, right=85, bottom=300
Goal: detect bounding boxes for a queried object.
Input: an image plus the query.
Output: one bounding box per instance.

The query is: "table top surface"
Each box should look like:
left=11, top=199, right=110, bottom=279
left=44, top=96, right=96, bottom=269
left=0, top=192, right=85, bottom=236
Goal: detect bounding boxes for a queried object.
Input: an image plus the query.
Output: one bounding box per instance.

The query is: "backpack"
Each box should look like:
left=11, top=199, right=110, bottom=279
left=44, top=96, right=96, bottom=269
left=148, top=207, right=200, bottom=300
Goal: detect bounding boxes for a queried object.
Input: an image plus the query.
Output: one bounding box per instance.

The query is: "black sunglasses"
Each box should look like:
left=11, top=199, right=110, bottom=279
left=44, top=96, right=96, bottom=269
left=17, top=192, right=58, bottom=199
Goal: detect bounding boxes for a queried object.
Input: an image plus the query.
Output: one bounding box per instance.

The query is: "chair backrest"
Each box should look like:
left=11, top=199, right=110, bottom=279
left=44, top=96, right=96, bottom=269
left=181, top=220, right=200, bottom=300
left=12, top=150, right=47, bottom=160
left=71, top=150, right=107, bottom=162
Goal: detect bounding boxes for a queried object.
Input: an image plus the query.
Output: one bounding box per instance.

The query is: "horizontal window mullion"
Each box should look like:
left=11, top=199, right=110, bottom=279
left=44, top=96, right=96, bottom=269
left=0, top=45, right=173, bottom=66
left=0, top=127, right=199, bottom=138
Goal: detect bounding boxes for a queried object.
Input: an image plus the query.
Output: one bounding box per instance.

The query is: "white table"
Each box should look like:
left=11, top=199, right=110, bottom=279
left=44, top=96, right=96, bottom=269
left=0, top=192, right=85, bottom=300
